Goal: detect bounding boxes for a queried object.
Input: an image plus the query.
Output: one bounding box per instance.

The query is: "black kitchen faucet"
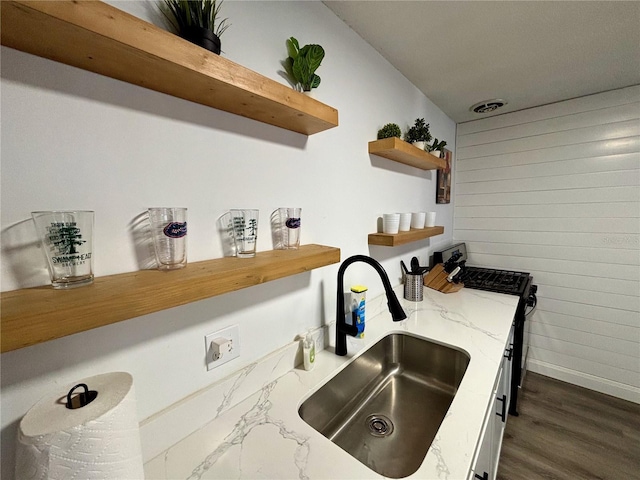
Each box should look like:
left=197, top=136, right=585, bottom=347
left=335, top=255, right=406, bottom=356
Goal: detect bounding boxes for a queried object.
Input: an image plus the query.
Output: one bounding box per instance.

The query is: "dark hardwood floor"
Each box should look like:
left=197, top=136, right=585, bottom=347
left=497, top=372, right=640, bottom=480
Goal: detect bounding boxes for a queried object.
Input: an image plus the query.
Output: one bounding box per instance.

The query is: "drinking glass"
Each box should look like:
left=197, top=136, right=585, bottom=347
left=148, top=207, right=188, bottom=270
left=31, top=210, right=95, bottom=288
left=231, top=209, right=259, bottom=258
left=283, top=207, right=302, bottom=249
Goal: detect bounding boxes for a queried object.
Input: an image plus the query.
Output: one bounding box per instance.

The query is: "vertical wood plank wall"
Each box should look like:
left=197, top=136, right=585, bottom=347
left=454, top=86, right=640, bottom=403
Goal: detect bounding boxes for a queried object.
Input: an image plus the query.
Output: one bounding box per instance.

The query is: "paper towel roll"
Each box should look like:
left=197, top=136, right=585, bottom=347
left=16, top=372, right=144, bottom=480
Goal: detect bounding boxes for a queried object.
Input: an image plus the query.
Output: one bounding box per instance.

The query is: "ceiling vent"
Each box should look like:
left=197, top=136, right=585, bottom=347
left=470, top=99, right=507, bottom=114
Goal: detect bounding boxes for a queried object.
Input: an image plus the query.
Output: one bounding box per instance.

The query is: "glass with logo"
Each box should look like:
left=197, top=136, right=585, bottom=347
left=273, top=207, right=301, bottom=250
left=283, top=207, right=302, bottom=249
left=230, top=209, right=259, bottom=258
left=31, top=210, right=95, bottom=288
left=148, top=207, right=188, bottom=270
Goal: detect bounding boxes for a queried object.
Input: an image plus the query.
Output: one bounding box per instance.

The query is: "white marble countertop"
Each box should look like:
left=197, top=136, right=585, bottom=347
left=144, top=285, right=518, bottom=480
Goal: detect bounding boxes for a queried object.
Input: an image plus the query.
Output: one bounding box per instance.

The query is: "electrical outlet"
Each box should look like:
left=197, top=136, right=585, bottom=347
left=205, top=325, right=240, bottom=370
left=210, top=337, right=232, bottom=361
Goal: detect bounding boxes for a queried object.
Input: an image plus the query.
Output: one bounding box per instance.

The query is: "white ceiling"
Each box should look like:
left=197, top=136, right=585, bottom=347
left=324, top=1, right=640, bottom=123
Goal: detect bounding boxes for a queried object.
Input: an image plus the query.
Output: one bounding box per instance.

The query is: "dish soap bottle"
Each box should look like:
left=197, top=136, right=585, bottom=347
left=303, top=331, right=315, bottom=371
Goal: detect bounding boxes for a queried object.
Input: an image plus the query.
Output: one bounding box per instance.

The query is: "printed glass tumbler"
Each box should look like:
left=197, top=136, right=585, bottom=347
left=284, top=207, right=302, bottom=249
left=31, top=210, right=95, bottom=288
left=231, top=209, right=259, bottom=258
left=148, top=207, right=188, bottom=270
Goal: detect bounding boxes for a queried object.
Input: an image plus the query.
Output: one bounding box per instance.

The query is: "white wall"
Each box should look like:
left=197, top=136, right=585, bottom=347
left=0, top=1, right=455, bottom=477
left=454, top=86, right=640, bottom=402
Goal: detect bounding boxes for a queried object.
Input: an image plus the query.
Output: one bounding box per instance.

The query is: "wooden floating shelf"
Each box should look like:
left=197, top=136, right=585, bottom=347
left=0, top=1, right=338, bottom=135
left=368, top=226, right=445, bottom=247
left=0, top=244, right=340, bottom=353
left=369, top=138, right=447, bottom=170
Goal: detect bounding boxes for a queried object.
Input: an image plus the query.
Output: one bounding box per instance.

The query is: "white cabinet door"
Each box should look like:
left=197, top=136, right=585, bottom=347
left=471, top=365, right=501, bottom=480
left=491, top=365, right=507, bottom=480
left=470, top=324, right=515, bottom=480
left=504, top=325, right=515, bottom=413
left=471, top=402, right=494, bottom=480
left=490, top=325, right=515, bottom=480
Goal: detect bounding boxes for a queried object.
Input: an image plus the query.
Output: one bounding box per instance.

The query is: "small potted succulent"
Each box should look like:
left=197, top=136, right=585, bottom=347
left=283, top=37, right=325, bottom=93
left=405, top=118, right=432, bottom=150
left=160, top=0, right=230, bottom=55
left=429, top=138, right=447, bottom=158
left=377, top=123, right=402, bottom=140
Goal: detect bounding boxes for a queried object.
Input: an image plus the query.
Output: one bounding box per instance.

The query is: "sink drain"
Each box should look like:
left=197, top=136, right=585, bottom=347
left=366, top=414, right=394, bottom=437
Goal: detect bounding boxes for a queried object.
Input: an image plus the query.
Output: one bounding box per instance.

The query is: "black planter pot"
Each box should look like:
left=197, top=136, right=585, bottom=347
left=181, top=27, right=221, bottom=55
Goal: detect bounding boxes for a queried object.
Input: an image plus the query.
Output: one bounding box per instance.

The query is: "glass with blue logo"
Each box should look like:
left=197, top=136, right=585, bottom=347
left=283, top=207, right=301, bottom=249
left=148, top=207, right=188, bottom=270
left=31, top=210, right=95, bottom=288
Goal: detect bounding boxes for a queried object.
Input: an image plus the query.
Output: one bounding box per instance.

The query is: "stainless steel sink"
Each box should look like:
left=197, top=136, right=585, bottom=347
left=298, top=333, right=470, bottom=478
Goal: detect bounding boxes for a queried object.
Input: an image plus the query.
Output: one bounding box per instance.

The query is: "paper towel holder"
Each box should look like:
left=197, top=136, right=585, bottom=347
left=66, top=383, right=98, bottom=409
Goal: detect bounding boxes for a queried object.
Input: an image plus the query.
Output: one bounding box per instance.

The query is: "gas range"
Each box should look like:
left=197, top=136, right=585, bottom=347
left=433, top=243, right=537, bottom=416
left=433, top=243, right=532, bottom=298
left=460, top=267, right=531, bottom=297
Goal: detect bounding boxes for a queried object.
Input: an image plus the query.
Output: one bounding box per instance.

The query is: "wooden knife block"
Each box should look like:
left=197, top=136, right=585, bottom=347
left=424, top=264, right=464, bottom=294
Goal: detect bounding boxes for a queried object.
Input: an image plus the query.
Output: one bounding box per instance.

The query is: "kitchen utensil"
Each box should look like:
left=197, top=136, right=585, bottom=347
left=400, top=260, right=409, bottom=275
left=404, top=273, right=424, bottom=301
left=447, top=266, right=461, bottom=283
left=410, top=256, right=420, bottom=274
left=443, top=251, right=462, bottom=273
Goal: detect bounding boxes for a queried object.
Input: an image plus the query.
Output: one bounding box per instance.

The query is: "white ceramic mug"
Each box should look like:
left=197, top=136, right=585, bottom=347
left=383, top=213, right=400, bottom=234
left=399, top=213, right=412, bottom=232
left=426, top=211, right=436, bottom=227
left=411, top=212, right=426, bottom=229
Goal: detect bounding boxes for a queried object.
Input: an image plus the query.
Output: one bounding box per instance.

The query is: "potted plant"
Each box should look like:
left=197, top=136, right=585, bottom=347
left=429, top=138, right=447, bottom=158
left=161, top=0, right=230, bottom=55
left=404, top=118, right=432, bottom=150
left=283, top=37, right=325, bottom=93
left=377, top=123, right=402, bottom=140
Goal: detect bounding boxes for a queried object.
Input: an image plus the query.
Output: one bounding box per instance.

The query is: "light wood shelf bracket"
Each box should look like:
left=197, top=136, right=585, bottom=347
left=368, top=226, right=445, bottom=247
left=0, top=1, right=338, bottom=135
left=368, top=138, right=447, bottom=170
left=1, top=244, right=340, bottom=352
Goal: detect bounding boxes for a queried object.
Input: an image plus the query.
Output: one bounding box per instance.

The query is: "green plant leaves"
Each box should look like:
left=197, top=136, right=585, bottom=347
left=284, top=57, right=295, bottom=80
left=284, top=37, right=325, bottom=91
left=405, top=118, right=432, bottom=143
left=161, top=0, right=230, bottom=38
left=429, top=138, right=447, bottom=151
left=286, top=37, right=300, bottom=59
left=292, top=61, right=308, bottom=90
left=377, top=123, right=402, bottom=140
left=302, top=44, right=324, bottom=74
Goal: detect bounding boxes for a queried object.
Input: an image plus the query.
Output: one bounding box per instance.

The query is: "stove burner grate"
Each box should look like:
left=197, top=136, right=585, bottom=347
left=460, top=267, right=530, bottom=296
